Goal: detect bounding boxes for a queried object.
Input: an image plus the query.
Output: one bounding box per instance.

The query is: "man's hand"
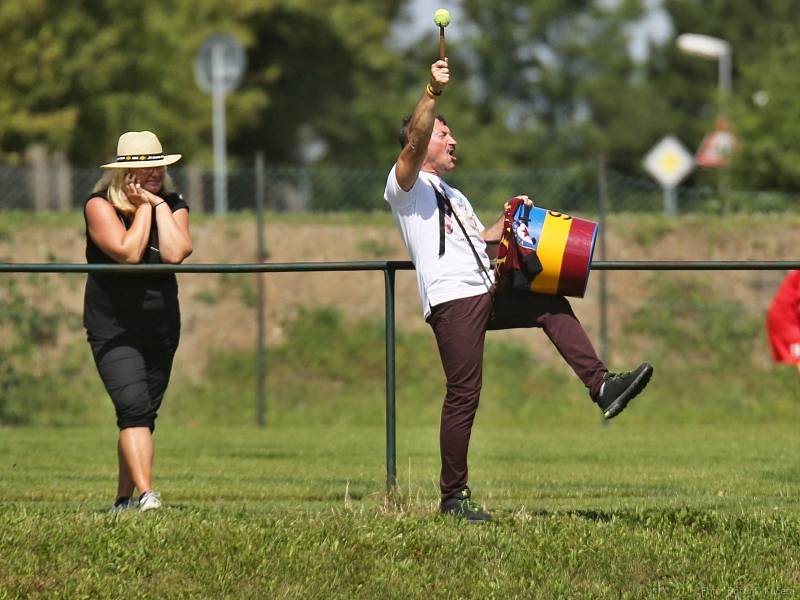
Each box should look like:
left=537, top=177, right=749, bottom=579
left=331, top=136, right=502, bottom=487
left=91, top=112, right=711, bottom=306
left=429, top=58, right=450, bottom=95
left=504, top=195, right=534, bottom=212
left=484, top=195, right=533, bottom=245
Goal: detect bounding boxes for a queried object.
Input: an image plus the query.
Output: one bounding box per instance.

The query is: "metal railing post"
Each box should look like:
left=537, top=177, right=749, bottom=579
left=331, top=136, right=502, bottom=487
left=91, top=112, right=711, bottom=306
left=255, top=152, right=267, bottom=428
left=597, top=155, right=609, bottom=364
left=384, top=266, right=397, bottom=491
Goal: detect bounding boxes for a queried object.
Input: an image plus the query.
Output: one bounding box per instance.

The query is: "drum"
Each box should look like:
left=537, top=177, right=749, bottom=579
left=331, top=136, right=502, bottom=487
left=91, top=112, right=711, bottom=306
left=511, top=204, right=598, bottom=298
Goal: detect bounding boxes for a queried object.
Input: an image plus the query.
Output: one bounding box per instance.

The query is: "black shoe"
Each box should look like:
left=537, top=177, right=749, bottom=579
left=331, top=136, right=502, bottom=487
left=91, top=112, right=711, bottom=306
left=593, top=362, right=653, bottom=420
left=440, top=487, right=492, bottom=523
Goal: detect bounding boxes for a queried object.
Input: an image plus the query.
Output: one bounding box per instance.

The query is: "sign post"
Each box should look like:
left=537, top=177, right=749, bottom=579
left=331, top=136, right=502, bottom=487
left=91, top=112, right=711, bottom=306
left=193, top=34, right=246, bottom=214
left=643, top=136, right=694, bottom=216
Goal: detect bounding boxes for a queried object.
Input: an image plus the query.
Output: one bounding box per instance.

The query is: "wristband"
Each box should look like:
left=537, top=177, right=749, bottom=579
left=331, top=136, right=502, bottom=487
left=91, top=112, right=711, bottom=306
left=153, top=200, right=166, bottom=209
left=426, top=83, right=442, bottom=98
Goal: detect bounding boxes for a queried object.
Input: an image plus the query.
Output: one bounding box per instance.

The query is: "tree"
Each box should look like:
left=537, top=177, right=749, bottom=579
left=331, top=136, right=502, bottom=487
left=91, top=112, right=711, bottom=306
left=0, top=0, right=265, bottom=166
left=229, top=0, right=405, bottom=166
left=728, top=32, right=800, bottom=191
left=659, top=0, right=800, bottom=190
left=0, top=0, right=405, bottom=168
left=456, top=0, right=669, bottom=172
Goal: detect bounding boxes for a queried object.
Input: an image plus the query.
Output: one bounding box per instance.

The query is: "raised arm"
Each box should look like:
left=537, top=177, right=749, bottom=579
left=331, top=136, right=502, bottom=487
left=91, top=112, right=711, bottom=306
left=395, top=59, right=450, bottom=192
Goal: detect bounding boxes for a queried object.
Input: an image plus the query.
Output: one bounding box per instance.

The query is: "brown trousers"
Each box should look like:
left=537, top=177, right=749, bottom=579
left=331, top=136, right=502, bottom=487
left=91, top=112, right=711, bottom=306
left=427, top=289, right=607, bottom=499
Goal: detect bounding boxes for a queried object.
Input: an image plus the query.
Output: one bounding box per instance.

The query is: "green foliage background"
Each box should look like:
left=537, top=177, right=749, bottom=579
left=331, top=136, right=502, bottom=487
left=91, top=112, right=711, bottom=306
left=2, top=1, right=800, bottom=189
left=2, top=273, right=797, bottom=429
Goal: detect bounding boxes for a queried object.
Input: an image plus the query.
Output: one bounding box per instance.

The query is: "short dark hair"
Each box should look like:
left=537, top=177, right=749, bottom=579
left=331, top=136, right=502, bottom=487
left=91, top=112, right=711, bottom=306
left=398, top=114, right=448, bottom=148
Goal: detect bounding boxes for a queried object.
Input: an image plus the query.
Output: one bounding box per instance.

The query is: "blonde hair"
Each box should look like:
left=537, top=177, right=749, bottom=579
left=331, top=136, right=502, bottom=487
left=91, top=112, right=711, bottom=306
left=92, top=169, right=176, bottom=216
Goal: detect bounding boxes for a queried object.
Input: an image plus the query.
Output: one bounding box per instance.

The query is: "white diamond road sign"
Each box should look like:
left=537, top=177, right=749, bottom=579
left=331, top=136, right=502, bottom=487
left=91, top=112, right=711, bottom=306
left=643, top=135, right=694, bottom=189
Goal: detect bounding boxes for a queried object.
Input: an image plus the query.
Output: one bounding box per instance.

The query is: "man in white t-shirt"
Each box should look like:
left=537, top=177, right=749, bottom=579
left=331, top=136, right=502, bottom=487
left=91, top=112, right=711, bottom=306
left=384, top=58, right=653, bottom=523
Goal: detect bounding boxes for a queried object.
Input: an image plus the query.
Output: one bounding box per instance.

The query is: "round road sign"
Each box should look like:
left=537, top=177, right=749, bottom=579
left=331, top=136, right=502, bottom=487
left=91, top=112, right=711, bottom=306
left=194, top=33, right=246, bottom=94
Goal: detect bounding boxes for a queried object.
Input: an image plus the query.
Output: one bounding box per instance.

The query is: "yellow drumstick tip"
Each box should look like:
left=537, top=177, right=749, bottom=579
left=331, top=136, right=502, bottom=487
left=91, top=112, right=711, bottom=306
left=434, top=8, right=451, bottom=27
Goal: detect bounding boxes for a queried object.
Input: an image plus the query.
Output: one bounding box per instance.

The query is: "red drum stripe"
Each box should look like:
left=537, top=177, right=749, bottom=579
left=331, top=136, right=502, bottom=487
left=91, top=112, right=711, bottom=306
left=557, top=217, right=597, bottom=297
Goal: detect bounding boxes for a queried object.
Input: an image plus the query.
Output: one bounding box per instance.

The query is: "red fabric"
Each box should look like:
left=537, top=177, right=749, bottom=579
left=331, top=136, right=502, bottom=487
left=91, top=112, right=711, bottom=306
left=494, top=196, right=541, bottom=292
left=495, top=197, right=523, bottom=284
left=766, top=270, right=800, bottom=363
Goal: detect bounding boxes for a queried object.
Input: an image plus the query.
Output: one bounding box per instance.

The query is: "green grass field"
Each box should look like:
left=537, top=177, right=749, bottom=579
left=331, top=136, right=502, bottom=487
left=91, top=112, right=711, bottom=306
left=2, top=416, right=799, bottom=598
left=3, top=301, right=800, bottom=597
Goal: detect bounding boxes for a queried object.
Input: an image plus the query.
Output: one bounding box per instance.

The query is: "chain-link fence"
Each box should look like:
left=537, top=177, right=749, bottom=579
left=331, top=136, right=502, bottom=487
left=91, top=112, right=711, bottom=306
left=2, top=161, right=799, bottom=215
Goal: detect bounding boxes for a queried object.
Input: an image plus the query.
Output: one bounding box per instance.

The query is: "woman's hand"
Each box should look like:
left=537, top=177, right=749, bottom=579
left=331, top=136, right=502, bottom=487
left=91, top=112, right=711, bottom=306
left=124, top=173, right=161, bottom=207
left=124, top=173, right=149, bottom=207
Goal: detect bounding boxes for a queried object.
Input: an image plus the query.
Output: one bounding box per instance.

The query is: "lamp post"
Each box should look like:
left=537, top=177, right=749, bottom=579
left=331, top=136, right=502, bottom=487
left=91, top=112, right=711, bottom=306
left=676, top=33, right=732, bottom=96
left=676, top=33, right=735, bottom=196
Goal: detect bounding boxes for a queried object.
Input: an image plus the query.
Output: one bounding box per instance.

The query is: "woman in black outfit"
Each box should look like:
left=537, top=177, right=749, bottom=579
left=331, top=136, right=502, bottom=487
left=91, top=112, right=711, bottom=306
left=84, top=131, right=192, bottom=512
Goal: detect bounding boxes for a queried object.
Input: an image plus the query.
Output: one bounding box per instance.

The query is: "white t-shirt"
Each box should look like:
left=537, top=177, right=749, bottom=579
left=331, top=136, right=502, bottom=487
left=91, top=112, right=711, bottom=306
left=384, top=165, right=494, bottom=319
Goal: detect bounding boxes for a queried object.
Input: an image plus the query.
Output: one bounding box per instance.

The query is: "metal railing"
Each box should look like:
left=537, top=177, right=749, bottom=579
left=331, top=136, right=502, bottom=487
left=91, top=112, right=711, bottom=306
left=3, top=259, right=800, bottom=490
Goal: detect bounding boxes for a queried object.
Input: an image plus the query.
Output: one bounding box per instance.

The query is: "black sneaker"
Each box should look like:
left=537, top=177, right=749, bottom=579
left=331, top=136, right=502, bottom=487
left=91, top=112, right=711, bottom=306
left=110, top=496, right=136, bottom=513
left=440, top=487, right=492, bottom=523
left=593, top=362, right=653, bottom=420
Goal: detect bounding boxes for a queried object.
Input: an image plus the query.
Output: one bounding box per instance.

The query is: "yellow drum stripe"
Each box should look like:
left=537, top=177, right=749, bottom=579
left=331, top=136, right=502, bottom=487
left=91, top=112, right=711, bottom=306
left=531, top=212, right=572, bottom=295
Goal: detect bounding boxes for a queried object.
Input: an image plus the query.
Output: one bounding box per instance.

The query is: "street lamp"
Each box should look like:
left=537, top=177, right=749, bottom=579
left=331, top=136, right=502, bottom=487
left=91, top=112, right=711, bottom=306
left=677, top=34, right=737, bottom=176
left=676, top=33, right=732, bottom=96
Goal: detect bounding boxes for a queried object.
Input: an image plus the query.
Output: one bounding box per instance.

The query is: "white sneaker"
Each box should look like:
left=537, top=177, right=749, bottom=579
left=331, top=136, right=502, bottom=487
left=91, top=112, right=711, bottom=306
left=138, top=491, right=162, bottom=512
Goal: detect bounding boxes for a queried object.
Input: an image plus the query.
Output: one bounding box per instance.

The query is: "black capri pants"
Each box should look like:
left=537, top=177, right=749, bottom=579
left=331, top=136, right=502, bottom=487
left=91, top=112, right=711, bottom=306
left=90, top=337, right=178, bottom=431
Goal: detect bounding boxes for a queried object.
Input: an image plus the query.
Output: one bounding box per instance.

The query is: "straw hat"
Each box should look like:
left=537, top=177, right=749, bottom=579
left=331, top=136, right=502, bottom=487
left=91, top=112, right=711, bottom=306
left=100, top=131, right=182, bottom=169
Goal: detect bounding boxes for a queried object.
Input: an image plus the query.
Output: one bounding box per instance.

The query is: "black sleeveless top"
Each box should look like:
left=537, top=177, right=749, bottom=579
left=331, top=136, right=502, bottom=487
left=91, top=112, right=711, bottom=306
left=83, top=190, right=189, bottom=342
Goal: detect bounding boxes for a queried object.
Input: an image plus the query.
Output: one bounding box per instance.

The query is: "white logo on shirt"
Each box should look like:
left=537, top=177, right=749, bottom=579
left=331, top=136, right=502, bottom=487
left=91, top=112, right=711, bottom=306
left=445, top=195, right=481, bottom=238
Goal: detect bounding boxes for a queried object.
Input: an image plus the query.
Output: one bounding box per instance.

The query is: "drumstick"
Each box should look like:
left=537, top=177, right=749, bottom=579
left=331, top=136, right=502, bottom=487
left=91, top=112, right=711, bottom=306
left=434, top=9, right=451, bottom=60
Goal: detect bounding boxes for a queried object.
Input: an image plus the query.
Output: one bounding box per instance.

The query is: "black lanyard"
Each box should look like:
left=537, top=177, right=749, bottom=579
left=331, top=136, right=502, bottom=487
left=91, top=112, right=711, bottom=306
left=433, top=186, right=492, bottom=284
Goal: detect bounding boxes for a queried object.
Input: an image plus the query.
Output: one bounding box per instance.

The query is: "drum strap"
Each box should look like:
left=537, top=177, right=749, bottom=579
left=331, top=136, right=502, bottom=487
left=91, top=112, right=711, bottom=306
left=520, top=203, right=532, bottom=225
left=434, top=187, right=492, bottom=285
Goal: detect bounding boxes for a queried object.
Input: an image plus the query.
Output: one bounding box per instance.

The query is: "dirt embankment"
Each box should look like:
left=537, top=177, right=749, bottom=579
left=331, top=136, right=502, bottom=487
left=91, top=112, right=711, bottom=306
left=2, top=213, right=797, bottom=376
